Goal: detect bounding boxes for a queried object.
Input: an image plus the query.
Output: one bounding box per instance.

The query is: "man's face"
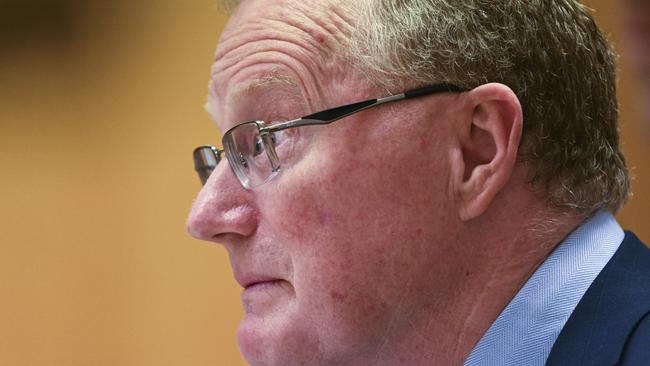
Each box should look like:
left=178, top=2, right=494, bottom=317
left=188, top=1, right=467, bottom=364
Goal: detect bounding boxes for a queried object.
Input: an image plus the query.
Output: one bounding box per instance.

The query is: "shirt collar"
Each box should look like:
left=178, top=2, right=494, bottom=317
left=464, top=211, right=624, bottom=366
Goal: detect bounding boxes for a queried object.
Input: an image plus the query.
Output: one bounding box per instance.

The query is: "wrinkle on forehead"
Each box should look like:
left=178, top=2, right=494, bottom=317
left=206, top=0, right=356, bottom=123
left=205, top=70, right=307, bottom=122
left=215, top=0, right=354, bottom=64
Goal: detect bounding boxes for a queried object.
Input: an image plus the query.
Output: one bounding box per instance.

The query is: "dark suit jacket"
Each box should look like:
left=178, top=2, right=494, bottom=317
left=546, top=232, right=650, bottom=365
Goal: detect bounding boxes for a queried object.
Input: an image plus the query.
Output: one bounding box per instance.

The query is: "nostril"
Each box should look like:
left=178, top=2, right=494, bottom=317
left=187, top=200, right=258, bottom=241
left=187, top=162, right=258, bottom=241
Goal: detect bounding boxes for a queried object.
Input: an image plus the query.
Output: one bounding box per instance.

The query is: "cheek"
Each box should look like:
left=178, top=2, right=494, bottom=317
left=261, top=142, right=451, bottom=352
left=256, top=177, right=373, bottom=344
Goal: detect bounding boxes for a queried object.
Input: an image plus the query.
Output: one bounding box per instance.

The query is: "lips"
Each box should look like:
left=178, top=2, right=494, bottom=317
left=235, top=273, right=283, bottom=289
left=238, top=273, right=289, bottom=315
left=245, top=279, right=283, bottom=289
left=244, top=280, right=285, bottom=293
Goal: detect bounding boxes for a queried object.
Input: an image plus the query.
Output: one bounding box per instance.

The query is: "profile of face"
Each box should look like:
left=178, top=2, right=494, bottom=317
left=187, top=1, right=518, bottom=365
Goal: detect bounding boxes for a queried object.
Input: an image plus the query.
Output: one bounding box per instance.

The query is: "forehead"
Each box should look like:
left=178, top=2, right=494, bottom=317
left=206, top=0, right=354, bottom=125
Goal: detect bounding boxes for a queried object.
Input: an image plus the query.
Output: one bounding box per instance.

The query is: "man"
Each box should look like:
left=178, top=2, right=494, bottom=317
left=187, top=0, right=650, bottom=365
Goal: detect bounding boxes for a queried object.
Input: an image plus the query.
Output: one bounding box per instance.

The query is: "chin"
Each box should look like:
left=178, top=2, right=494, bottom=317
left=237, top=319, right=270, bottom=366
left=237, top=314, right=320, bottom=366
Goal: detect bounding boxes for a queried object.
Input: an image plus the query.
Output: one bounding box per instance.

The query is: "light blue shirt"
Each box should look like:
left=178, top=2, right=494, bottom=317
left=464, top=211, right=624, bottom=366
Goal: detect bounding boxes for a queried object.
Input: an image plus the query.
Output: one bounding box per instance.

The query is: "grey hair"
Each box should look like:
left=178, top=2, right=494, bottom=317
left=216, top=0, right=630, bottom=214
left=348, top=0, right=630, bottom=214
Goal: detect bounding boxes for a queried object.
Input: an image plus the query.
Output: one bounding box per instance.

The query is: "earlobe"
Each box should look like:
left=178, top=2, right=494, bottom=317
left=452, top=83, right=523, bottom=221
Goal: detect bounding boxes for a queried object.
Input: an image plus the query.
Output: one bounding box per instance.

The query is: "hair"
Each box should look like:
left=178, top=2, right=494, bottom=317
left=218, top=0, right=630, bottom=214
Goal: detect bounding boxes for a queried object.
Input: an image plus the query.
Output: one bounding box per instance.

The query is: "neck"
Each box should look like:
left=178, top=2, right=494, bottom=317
left=448, top=203, right=585, bottom=364
left=358, top=194, right=584, bottom=365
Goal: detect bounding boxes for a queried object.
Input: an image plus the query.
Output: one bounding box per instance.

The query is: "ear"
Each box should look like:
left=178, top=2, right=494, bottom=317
left=449, top=83, right=523, bottom=221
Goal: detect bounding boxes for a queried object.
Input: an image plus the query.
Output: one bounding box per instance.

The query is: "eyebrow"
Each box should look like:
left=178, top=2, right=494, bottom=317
left=232, top=72, right=300, bottom=95
left=204, top=71, right=306, bottom=121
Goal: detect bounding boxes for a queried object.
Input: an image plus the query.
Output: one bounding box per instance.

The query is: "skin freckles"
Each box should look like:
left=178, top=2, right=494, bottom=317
left=210, top=80, right=468, bottom=364
left=187, top=1, right=580, bottom=365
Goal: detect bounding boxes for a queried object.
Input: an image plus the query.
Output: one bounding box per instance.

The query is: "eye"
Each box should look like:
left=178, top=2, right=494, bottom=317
left=253, top=134, right=264, bottom=156
left=271, top=130, right=291, bottom=148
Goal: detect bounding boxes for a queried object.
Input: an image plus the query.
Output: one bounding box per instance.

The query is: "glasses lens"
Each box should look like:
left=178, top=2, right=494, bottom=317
left=193, top=146, right=221, bottom=185
left=223, top=122, right=277, bottom=189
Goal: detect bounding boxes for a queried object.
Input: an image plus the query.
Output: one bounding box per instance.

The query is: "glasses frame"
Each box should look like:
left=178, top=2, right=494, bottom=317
left=194, top=82, right=467, bottom=188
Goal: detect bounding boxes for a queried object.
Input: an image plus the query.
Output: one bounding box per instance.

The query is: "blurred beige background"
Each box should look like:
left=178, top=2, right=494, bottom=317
left=0, top=1, right=648, bottom=365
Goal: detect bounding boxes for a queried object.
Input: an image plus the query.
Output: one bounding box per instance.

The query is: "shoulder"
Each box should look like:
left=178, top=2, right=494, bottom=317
left=546, top=232, right=650, bottom=365
left=619, top=311, right=650, bottom=365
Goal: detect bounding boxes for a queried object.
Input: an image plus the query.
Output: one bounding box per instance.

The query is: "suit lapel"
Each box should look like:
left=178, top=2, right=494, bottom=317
left=546, top=233, right=650, bottom=365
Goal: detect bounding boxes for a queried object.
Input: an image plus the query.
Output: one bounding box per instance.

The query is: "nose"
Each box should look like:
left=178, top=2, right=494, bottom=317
left=187, top=161, right=258, bottom=243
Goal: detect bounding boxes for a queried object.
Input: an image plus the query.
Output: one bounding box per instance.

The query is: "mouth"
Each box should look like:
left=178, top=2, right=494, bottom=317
left=244, top=279, right=285, bottom=291
left=236, top=272, right=284, bottom=290
left=244, top=279, right=286, bottom=295
left=238, top=276, right=291, bottom=314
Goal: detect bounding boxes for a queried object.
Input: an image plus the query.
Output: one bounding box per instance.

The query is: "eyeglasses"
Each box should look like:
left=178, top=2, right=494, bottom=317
left=193, top=83, right=467, bottom=189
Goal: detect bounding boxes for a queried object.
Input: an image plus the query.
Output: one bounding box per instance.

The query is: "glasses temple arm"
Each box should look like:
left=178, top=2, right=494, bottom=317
left=404, top=83, right=467, bottom=97
left=264, top=96, right=403, bottom=132
left=264, top=83, right=466, bottom=133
